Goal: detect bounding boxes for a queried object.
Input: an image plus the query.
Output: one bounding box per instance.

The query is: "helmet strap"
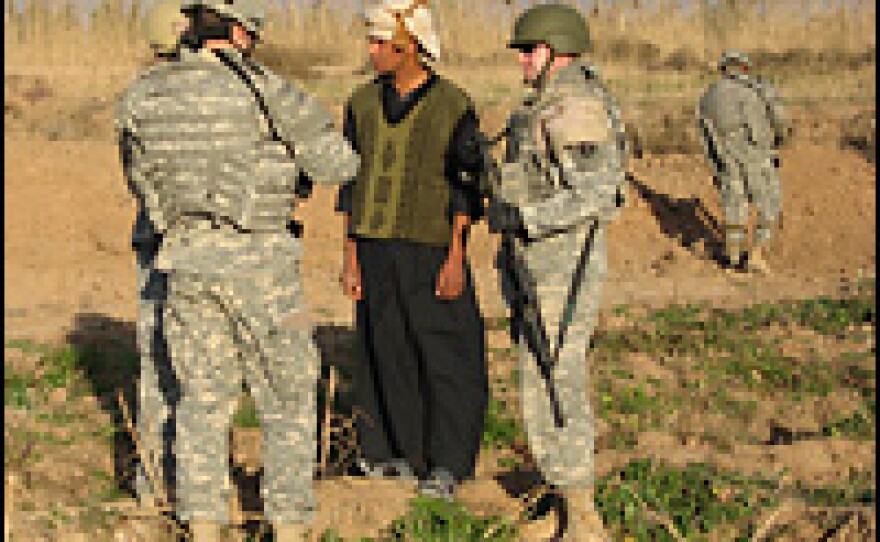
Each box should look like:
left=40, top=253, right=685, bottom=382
left=532, top=46, right=556, bottom=91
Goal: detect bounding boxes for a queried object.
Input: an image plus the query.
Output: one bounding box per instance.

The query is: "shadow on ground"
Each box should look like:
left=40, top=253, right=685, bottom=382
left=495, top=460, right=565, bottom=541
left=65, top=313, right=364, bottom=538
left=66, top=313, right=142, bottom=498
left=627, top=174, right=726, bottom=265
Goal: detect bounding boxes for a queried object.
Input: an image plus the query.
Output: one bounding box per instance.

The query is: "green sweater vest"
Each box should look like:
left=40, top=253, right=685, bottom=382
left=348, top=77, right=469, bottom=246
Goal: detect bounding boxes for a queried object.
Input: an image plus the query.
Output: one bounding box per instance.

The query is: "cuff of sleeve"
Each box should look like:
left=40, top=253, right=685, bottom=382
left=335, top=184, right=354, bottom=214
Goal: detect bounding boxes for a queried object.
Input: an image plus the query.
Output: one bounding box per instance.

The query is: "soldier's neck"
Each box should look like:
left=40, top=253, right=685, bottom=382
left=392, top=60, right=430, bottom=98
left=529, top=55, right=577, bottom=93
left=546, top=56, right=575, bottom=79
left=203, top=39, right=235, bottom=51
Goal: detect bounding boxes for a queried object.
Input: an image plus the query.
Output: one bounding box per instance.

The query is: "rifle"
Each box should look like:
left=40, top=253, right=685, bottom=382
left=476, top=124, right=569, bottom=428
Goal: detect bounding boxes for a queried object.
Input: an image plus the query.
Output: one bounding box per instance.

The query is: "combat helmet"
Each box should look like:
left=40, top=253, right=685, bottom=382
left=145, top=0, right=188, bottom=56
left=509, top=3, right=590, bottom=56
left=181, top=0, right=265, bottom=36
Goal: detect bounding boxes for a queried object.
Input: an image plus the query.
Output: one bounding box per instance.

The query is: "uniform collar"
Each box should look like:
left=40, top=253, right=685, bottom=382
left=378, top=71, right=438, bottom=124
left=528, top=60, right=597, bottom=104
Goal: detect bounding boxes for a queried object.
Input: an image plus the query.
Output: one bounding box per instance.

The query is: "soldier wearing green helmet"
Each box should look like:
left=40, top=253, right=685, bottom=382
left=697, top=49, right=790, bottom=274
left=486, top=2, right=627, bottom=540
left=507, top=2, right=591, bottom=86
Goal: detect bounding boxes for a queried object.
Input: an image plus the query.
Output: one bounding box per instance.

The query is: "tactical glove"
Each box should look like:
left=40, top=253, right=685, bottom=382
left=488, top=199, right=526, bottom=237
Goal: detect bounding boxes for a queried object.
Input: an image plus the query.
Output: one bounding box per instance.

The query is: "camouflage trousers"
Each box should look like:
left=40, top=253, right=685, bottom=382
left=163, top=268, right=318, bottom=525
left=133, top=244, right=176, bottom=506
left=719, top=155, right=782, bottom=247
left=512, top=237, right=605, bottom=489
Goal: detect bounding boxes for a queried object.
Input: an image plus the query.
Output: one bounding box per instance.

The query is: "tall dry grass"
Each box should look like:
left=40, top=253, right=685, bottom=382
left=3, top=0, right=876, bottom=104
left=5, top=0, right=875, bottom=66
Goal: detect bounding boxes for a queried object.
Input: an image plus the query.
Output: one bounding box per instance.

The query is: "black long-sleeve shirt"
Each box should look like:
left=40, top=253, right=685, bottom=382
left=335, top=73, right=485, bottom=223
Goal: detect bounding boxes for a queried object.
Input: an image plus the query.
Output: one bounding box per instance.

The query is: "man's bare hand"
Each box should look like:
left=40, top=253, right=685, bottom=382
left=435, top=254, right=465, bottom=300
left=341, top=237, right=363, bottom=301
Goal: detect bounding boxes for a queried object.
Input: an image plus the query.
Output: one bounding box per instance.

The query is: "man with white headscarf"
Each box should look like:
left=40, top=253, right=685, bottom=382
left=336, top=0, right=489, bottom=501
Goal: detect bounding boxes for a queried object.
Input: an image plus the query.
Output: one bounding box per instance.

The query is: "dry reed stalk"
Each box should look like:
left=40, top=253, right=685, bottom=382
left=116, top=388, right=169, bottom=512
left=4, top=472, right=16, bottom=542
left=320, top=366, right=337, bottom=476
left=604, top=475, right=687, bottom=542
left=750, top=499, right=802, bottom=542
left=5, top=0, right=875, bottom=71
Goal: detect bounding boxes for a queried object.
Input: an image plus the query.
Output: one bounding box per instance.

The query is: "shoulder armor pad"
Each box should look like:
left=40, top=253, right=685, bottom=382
left=543, top=91, right=613, bottom=145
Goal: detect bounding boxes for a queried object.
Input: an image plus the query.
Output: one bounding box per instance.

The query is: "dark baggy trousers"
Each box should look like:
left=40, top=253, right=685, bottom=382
left=353, top=238, right=488, bottom=481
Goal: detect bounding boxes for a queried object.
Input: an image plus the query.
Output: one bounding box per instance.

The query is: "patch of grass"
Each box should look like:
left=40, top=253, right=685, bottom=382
left=596, top=459, right=779, bottom=542
left=386, top=497, right=517, bottom=541
left=484, top=317, right=511, bottom=332
left=612, top=305, right=632, bottom=316
left=5, top=338, right=53, bottom=354
left=785, top=296, right=875, bottom=336
left=604, top=427, right=640, bottom=450
left=4, top=369, right=33, bottom=408
left=39, top=347, right=79, bottom=389
left=595, top=293, right=875, bottom=402
left=714, top=392, right=758, bottom=421
left=233, top=394, right=262, bottom=429
left=496, top=456, right=518, bottom=470
left=482, top=398, right=524, bottom=450
left=712, top=348, right=833, bottom=395
left=790, top=472, right=876, bottom=507
left=821, top=410, right=875, bottom=439
left=597, top=289, right=874, bottom=357
left=597, top=381, right=681, bottom=432
left=5, top=342, right=131, bottom=409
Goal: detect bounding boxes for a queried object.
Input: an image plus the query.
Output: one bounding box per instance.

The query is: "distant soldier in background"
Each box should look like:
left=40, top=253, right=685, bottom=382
left=114, top=0, right=189, bottom=511
left=486, top=3, right=628, bottom=540
left=697, top=50, right=791, bottom=274
left=116, top=0, right=359, bottom=539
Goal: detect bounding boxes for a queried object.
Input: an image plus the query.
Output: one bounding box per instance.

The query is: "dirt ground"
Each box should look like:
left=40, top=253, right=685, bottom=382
left=3, top=72, right=876, bottom=540
left=4, top=135, right=875, bottom=344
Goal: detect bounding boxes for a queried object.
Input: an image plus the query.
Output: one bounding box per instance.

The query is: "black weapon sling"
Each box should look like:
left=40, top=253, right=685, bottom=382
left=215, top=49, right=313, bottom=203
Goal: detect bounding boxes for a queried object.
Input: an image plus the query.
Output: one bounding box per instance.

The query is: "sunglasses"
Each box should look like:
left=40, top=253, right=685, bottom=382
left=513, top=44, right=539, bottom=54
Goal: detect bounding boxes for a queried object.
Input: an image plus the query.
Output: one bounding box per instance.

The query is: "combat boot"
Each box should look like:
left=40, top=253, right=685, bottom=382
left=274, top=523, right=311, bottom=541
left=743, top=246, right=772, bottom=275
left=561, top=489, right=610, bottom=542
left=518, top=511, right=559, bottom=541
left=722, top=242, right=747, bottom=274
left=189, top=521, right=225, bottom=542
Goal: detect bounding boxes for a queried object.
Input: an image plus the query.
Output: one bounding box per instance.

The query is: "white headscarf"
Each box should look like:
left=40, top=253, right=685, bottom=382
left=364, top=0, right=441, bottom=62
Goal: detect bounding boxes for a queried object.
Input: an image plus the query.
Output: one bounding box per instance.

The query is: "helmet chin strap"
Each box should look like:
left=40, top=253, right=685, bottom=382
left=528, top=45, right=556, bottom=91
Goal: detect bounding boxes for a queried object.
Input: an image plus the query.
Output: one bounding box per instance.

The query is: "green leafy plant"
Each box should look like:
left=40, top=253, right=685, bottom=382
left=386, top=497, right=517, bottom=541
left=596, top=459, right=779, bottom=541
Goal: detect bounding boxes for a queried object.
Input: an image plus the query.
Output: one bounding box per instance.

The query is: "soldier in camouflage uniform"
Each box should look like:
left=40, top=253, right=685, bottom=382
left=116, top=0, right=189, bottom=510
left=697, top=50, right=790, bottom=274
left=487, top=4, right=627, bottom=540
left=116, top=1, right=359, bottom=539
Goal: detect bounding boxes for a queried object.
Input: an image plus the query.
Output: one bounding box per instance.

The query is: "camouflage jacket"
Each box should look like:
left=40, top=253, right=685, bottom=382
left=115, top=47, right=358, bottom=276
left=489, top=60, right=627, bottom=350
left=696, top=73, right=789, bottom=170
left=491, top=61, right=627, bottom=242
left=116, top=60, right=177, bottom=251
